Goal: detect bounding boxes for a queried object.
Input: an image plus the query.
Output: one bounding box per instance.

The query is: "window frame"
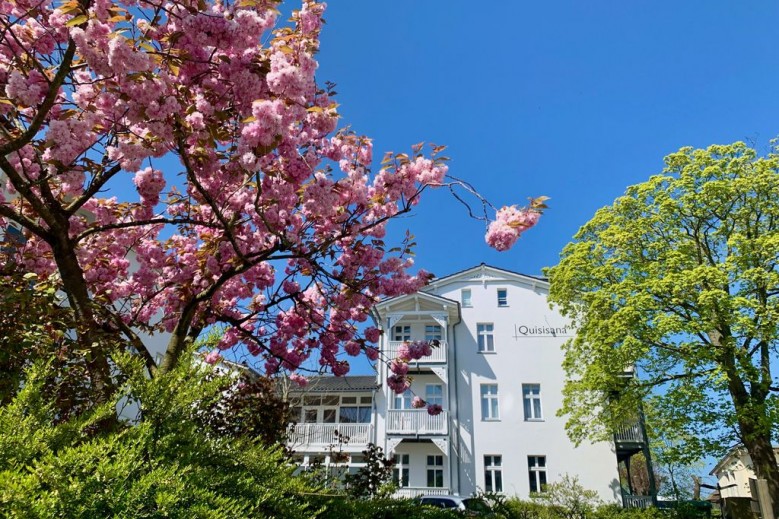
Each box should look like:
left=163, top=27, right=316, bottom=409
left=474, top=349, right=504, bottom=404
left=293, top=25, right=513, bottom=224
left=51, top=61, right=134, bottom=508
left=392, top=454, right=410, bottom=488
left=528, top=455, right=547, bottom=494
left=497, top=288, right=508, bottom=307
left=480, top=383, right=500, bottom=421
left=477, top=323, right=495, bottom=353
left=522, top=383, right=543, bottom=421
left=425, top=383, right=444, bottom=408
left=426, top=455, right=444, bottom=488
left=461, top=288, right=472, bottom=307
left=393, top=389, right=414, bottom=410
left=393, top=325, right=411, bottom=342
left=484, top=455, right=503, bottom=493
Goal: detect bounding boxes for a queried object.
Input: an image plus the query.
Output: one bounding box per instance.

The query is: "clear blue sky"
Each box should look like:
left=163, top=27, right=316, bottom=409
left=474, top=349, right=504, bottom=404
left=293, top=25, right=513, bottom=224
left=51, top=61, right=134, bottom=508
left=314, top=0, right=779, bottom=278
left=308, top=3, right=779, bottom=476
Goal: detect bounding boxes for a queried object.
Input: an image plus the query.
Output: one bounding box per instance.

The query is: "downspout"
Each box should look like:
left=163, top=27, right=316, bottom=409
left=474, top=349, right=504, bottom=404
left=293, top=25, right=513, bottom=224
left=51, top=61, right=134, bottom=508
left=451, top=320, right=460, bottom=495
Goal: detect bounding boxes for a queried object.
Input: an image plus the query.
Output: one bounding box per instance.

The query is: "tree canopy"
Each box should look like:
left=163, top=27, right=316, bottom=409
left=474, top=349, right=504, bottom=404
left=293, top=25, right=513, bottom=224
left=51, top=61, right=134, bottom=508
left=546, top=142, right=779, bottom=511
left=0, top=0, right=541, bottom=408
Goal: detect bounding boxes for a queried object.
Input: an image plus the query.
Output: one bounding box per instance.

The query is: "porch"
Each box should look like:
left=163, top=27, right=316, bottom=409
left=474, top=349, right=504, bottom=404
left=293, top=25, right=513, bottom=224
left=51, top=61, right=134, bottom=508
left=287, top=423, right=373, bottom=447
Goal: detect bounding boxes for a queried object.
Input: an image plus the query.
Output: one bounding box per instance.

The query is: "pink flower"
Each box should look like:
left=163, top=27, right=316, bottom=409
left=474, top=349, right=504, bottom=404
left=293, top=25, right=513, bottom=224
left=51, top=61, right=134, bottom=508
left=427, top=404, right=443, bottom=416
left=412, top=396, right=426, bottom=409
left=204, top=350, right=221, bottom=364
left=364, top=326, right=381, bottom=343
left=289, top=373, right=308, bottom=387
left=387, top=374, right=411, bottom=394
left=396, top=342, right=411, bottom=362
left=389, top=359, right=409, bottom=376
left=485, top=206, right=541, bottom=251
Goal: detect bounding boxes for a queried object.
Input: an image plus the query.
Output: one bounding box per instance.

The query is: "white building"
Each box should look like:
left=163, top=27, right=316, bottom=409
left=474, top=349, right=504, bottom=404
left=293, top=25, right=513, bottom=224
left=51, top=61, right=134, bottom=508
left=711, top=446, right=779, bottom=499
left=287, top=264, right=636, bottom=503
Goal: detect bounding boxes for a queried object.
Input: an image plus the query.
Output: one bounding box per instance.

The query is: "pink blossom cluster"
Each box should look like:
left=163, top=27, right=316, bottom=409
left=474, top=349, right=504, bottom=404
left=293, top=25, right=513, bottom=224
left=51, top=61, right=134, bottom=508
left=0, top=0, right=541, bottom=400
left=395, top=340, right=433, bottom=362
left=485, top=206, right=541, bottom=251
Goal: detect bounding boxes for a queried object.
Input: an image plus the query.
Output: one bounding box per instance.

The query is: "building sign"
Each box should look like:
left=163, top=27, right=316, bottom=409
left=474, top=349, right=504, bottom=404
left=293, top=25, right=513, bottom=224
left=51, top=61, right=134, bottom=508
left=512, top=324, right=572, bottom=339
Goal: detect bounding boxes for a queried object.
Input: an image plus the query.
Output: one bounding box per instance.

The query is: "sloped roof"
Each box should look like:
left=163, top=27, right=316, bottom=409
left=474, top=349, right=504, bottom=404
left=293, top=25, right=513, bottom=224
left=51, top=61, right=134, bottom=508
left=289, top=375, right=378, bottom=393
left=425, top=263, right=548, bottom=289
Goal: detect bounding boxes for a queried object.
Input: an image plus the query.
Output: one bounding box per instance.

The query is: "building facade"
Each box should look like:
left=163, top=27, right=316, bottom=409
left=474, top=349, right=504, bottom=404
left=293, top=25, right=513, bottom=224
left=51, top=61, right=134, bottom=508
left=287, top=264, right=631, bottom=502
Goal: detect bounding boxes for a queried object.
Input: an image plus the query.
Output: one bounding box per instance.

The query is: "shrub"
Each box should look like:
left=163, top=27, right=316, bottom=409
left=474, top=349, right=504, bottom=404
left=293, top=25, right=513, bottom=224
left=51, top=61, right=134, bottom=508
left=0, top=353, right=314, bottom=518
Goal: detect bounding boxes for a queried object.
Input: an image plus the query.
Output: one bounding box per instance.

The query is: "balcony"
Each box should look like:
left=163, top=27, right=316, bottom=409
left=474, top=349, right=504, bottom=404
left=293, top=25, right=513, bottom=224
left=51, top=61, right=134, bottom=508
left=623, top=495, right=654, bottom=508
left=614, top=422, right=645, bottom=445
left=394, top=487, right=450, bottom=498
left=385, top=341, right=447, bottom=364
left=386, top=409, right=448, bottom=435
left=287, top=423, right=373, bottom=447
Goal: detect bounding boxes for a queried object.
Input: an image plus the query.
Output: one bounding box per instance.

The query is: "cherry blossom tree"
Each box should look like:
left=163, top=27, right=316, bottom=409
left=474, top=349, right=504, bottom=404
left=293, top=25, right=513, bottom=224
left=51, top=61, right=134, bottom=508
left=0, top=0, right=542, bottom=405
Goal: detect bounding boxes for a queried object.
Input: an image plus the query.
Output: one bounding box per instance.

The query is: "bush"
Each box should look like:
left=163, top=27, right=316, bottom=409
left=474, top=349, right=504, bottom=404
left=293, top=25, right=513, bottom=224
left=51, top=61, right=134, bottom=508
left=312, top=496, right=461, bottom=519
left=0, top=353, right=314, bottom=518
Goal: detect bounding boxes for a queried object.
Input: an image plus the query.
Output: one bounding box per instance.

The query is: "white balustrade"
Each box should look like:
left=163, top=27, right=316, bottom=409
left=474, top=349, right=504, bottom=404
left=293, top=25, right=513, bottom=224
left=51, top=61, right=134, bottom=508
left=287, top=423, right=372, bottom=446
left=386, top=409, right=448, bottom=435
left=394, top=487, right=450, bottom=498
left=385, top=341, right=447, bottom=364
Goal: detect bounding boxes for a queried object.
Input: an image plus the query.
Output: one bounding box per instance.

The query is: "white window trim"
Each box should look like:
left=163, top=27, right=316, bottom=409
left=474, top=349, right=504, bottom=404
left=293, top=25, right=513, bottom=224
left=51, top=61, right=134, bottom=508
left=522, top=383, right=544, bottom=421
left=477, top=323, right=495, bottom=353
left=484, top=455, right=503, bottom=493
left=497, top=288, right=508, bottom=307
left=461, top=288, right=472, bottom=308
left=480, top=383, right=500, bottom=421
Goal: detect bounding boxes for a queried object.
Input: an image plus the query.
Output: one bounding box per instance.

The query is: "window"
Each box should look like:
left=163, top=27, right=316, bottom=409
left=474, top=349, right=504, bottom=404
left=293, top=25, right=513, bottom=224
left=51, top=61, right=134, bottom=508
left=528, top=456, right=547, bottom=493
left=393, top=389, right=413, bottom=409
left=477, top=323, right=494, bottom=352
left=497, top=289, right=508, bottom=307
left=393, top=325, right=411, bottom=342
left=425, top=324, right=442, bottom=342
left=392, top=454, right=410, bottom=487
left=484, top=455, right=503, bottom=492
left=339, top=405, right=371, bottom=423
left=480, top=384, right=499, bottom=420
left=427, top=455, right=444, bottom=488
left=523, top=384, right=543, bottom=420
left=461, top=289, right=472, bottom=307
left=426, top=384, right=444, bottom=407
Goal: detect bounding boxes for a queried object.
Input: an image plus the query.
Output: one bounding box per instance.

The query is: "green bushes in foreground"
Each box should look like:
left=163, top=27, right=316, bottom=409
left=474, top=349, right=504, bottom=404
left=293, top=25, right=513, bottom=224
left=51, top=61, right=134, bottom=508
left=0, top=352, right=714, bottom=519
left=0, top=354, right=313, bottom=518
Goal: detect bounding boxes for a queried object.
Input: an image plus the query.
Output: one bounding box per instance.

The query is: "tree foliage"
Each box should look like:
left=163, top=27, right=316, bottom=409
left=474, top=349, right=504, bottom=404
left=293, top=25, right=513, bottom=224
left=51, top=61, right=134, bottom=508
left=0, top=0, right=542, bottom=406
left=546, top=141, right=779, bottom=513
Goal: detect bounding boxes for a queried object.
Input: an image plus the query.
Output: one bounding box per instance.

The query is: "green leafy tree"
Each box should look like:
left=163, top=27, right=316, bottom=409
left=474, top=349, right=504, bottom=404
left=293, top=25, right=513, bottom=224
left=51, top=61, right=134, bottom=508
left=546, top=142, right=779, bottom=514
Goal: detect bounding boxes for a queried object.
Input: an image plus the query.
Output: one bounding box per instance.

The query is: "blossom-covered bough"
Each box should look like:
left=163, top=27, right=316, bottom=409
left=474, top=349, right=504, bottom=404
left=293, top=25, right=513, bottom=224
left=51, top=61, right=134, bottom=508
left=0, top=0, right=543, bottom=408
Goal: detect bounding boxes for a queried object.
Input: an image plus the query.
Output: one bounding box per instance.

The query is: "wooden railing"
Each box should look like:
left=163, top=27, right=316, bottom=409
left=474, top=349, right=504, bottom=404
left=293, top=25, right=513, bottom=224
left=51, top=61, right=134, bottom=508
left=614, top=422, right=644, bottom=444
left=385, top=341, right=447, bottom=364
left=394, top=487, right=450, bottom=498
left=386, top=409, right=448, bottom=435
left=287, top=423, right=372, bottom=446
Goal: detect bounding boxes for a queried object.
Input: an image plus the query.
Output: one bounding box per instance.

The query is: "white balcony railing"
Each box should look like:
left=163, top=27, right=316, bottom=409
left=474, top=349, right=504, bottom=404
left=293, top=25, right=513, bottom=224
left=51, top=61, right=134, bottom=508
left=385, top=341, right=447, bottom=364
left=386, top=409, right=448, bottom=435
left=287, top=423, right=373, bottom=446
left=394, top=487, right=450, bottom=498
left=614, top=422, right=644, bottom=444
